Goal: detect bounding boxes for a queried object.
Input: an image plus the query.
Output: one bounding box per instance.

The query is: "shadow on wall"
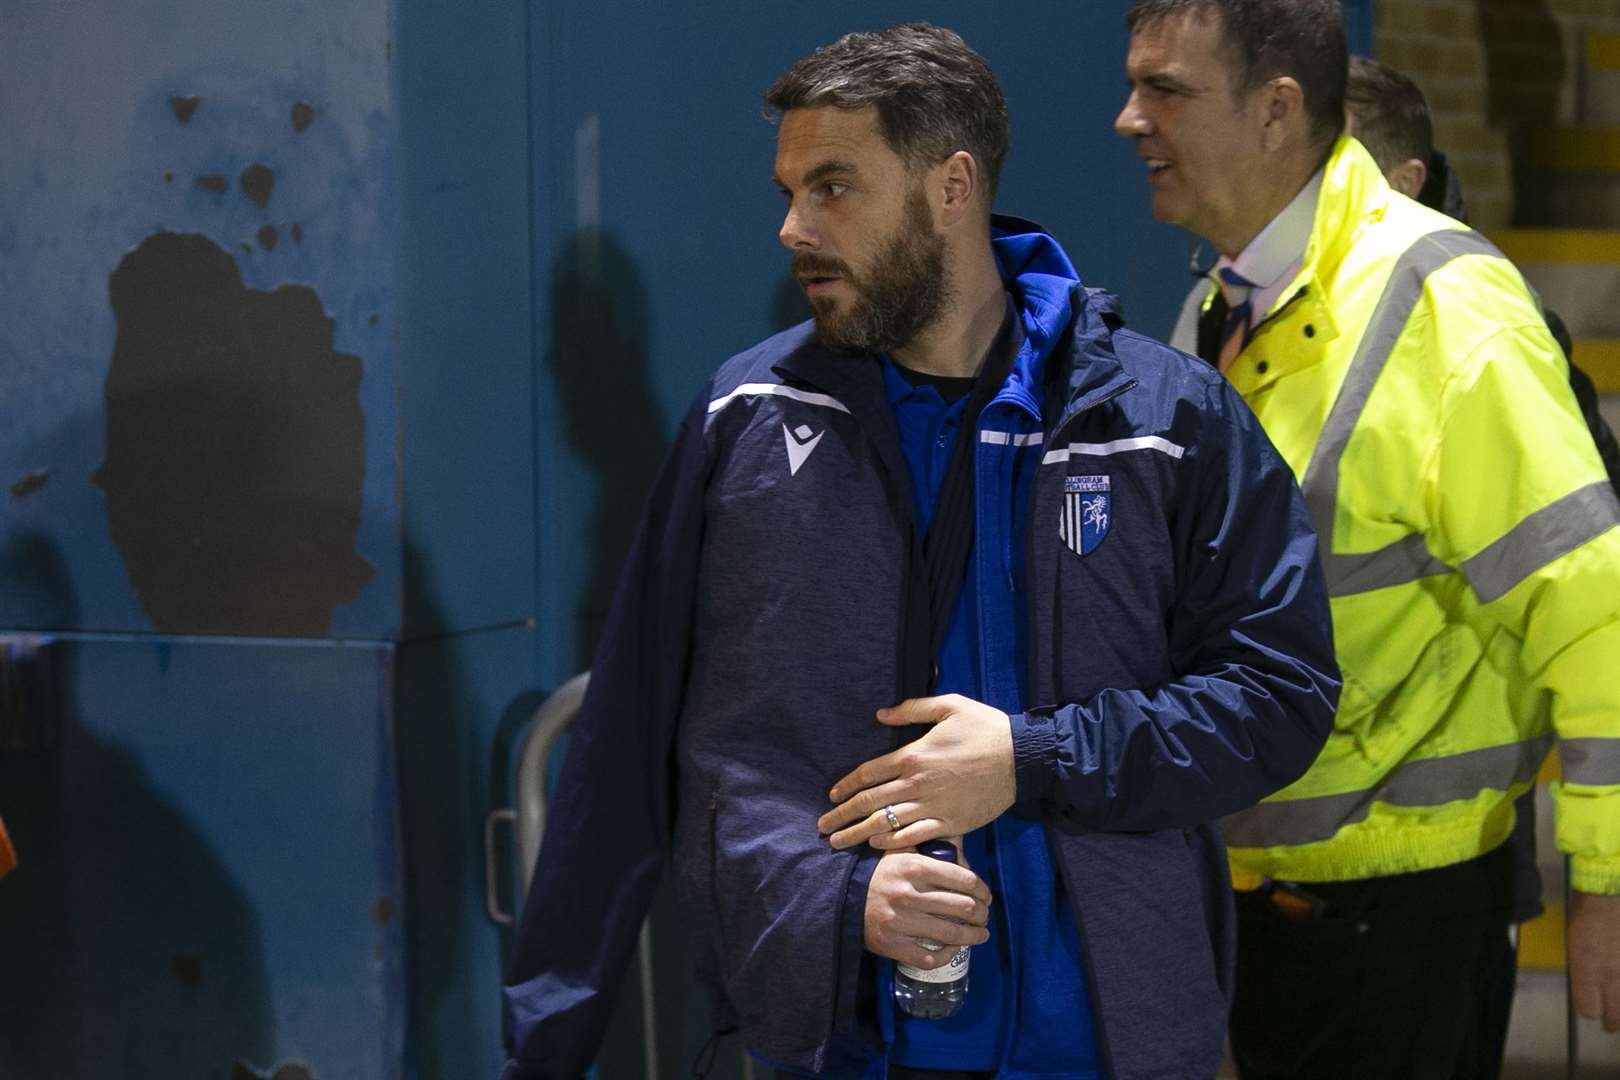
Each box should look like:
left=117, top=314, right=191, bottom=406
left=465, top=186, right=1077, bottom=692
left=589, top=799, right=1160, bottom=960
left=396, top=538, right=473, bottom=1080
left=1477, top=0, right=1565, bottom=224
left=546, top=228, right=669, bottom=668
left=0, top=532, right=273, bottom=1077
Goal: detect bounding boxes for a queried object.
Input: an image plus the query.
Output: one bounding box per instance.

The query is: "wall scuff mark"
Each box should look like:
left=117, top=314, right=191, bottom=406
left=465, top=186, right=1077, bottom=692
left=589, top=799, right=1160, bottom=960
left=290, top=102, right=316, bottom=132
left=169, top=96, right=201, bottom=123
left=172, top=954, right=204, bottom=988
left=10, top=471, right=50, bottom=498
left=96, top=231, right=373, bottom=637
left=195, top=174, right=228, bottom=194
left=238, top=164, right=275, bottom=209
left=373, top=896, right=394, bottom=927
left=256, top=225, right=278, bottom=251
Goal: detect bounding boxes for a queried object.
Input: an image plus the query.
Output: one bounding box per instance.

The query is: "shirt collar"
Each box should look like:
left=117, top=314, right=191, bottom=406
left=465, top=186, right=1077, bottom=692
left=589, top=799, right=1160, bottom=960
left=1217, top=168, right=1324, bottom=295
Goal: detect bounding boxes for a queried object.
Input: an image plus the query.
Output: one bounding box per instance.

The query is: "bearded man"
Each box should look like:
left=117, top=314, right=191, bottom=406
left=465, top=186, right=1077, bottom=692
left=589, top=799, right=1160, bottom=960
left=501, top=22, right=1339, bottom=1080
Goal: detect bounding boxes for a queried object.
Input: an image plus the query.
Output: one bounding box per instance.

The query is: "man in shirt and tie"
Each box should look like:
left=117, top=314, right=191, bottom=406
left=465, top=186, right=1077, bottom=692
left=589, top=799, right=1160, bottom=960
left=1116, top=1, right=1620, bottom=1078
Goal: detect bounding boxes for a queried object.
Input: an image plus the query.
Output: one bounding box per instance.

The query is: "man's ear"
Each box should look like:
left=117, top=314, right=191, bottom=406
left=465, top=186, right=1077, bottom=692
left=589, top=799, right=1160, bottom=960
left=1258, top=76, right=1308, bottom=153
left=1386, top=157, right=1429, bottom=199
left=937, top=150, right=980, bottom=227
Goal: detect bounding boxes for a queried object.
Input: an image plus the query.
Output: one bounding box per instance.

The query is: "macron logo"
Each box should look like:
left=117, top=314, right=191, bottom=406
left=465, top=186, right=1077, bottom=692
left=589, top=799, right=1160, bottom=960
left=783, top=423, right=825, bottom=476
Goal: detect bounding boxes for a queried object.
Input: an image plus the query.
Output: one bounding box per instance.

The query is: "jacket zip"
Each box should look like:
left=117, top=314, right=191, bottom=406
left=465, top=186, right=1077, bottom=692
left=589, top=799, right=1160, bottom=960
left=1018, top=376, right=1137, bottom=1080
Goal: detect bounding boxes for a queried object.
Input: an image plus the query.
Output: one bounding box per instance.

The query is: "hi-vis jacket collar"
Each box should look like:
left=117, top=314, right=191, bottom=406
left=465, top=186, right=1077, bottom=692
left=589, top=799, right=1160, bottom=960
left=1254, top=136, right=1401, bottom=364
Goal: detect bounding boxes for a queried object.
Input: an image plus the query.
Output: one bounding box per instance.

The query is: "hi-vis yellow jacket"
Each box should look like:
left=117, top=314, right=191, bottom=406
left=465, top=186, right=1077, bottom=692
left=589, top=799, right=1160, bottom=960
left=1217, top=136, right=1620, bottom=895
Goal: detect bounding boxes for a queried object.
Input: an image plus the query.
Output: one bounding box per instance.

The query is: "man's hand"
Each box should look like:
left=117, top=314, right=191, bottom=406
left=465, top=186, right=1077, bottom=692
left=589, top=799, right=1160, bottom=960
left=863, top=849, right=992, bottom=969
left=1569, top=890, right=1620, bottom=1033
left=817, top=694, right=1016, bottom=851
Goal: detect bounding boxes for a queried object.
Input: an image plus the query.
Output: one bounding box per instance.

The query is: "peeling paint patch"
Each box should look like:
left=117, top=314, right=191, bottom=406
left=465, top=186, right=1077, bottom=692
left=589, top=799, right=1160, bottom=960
left=10, top=470, right=50, bottom=498
left=164, top=171, right=174, bottom=183
left=172, top=954, right=203, bottom=988
left=291, top=102, right=316, bottom=132
left=257, top=225, right=279, bottom=252
left=290, top=224, right=303, bottom=245
left=97, top=232, right=373, bottom=637
left=367, top=312, right=379, bottom=326
left=169, top=95, right=201, bottom=123
left=238, top=164, right=275, bottom=209
left=373, top=896, right=394, bottom=927
left=195, top=174, right=228, bottom=194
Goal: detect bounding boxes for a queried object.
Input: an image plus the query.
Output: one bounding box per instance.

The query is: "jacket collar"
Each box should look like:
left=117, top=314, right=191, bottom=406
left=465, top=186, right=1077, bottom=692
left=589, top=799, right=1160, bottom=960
left=770, top=219, right=1139, bottom=444
left=1049, top=283, right=1138, bottom=436
left=1280, top=135, right=1394, bottom=345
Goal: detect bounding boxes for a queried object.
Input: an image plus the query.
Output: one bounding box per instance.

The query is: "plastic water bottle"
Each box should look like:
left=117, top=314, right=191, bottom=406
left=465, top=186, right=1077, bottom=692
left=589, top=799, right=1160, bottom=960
left=893, top=838, right=970, bottom=1018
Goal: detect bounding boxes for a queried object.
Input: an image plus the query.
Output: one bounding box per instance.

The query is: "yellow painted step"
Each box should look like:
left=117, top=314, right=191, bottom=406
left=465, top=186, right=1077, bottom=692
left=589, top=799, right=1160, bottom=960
left=1588, top=32, right=1620, bottom=72
left=1576, top=340, right=1620, bottom=392
left=1520, top=900, right=1566, bottom=971
left=1527, top=129, right=1620, bottom=172
left=1493, top=228, right=1620, bottom=265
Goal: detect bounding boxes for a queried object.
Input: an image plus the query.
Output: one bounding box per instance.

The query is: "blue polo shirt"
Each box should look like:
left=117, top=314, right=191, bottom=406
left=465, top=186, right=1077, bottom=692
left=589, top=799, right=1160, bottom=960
left=881, top=353, right=1101, bottom=1079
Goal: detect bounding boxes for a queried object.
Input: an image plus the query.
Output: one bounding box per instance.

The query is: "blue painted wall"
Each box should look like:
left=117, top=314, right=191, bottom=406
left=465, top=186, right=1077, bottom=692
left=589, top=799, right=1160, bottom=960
left=0, top=3, right=413, bottom=1079
left=1346, top=0, right=1377, bottom=59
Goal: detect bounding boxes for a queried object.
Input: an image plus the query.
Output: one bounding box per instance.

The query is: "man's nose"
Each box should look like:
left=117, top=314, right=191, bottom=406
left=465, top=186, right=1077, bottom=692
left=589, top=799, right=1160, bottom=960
left=779, top=203, right=817, bottom=251
left=1114, top=92, right=1150, bottom=138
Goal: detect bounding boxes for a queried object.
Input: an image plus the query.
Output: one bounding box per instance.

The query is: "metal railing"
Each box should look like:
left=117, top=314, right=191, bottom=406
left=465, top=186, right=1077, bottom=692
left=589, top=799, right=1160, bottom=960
left=485, top=673, right=660, bottom=1080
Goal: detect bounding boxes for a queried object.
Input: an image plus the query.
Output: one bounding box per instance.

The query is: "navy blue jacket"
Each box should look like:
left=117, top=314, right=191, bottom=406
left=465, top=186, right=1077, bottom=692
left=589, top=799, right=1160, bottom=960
left=502, top=245, right=1339, bottom=1079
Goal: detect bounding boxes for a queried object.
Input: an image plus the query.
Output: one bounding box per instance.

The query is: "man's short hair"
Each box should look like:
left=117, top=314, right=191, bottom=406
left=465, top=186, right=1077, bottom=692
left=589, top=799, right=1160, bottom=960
left=764, top=23, right=1010, bottom=202
left=1344, top=55, right=1434, bottom=174
left=1126, top=0, right=1348, bottom=150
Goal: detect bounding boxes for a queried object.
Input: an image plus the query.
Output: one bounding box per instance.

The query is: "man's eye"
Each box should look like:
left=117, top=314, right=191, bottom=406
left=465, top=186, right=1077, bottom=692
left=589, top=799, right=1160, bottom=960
left=822, top=181, right=849, bottom=199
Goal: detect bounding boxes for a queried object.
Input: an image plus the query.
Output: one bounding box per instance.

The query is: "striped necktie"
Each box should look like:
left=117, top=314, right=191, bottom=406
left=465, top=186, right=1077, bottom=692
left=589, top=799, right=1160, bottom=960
left=1216, top=267, right=1255, bottom=374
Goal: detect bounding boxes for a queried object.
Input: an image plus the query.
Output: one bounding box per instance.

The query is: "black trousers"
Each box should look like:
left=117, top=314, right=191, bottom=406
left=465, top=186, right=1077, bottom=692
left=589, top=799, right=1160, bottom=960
left=1229, top=841, right=1517, bottom=1080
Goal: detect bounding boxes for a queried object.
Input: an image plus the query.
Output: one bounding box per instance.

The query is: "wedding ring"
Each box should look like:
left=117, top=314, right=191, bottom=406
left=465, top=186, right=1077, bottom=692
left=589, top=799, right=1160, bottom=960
left=883, top=805, right=902, bottom=831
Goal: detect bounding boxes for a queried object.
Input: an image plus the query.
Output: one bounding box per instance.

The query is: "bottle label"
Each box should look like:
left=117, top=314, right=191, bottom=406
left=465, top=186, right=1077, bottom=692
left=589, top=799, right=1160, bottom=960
left=897, top=945, right=970, bottom=984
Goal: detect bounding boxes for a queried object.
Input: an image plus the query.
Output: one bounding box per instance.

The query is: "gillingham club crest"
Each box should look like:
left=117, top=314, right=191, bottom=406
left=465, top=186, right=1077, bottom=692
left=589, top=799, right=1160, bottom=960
left=1060, top=475, right=1110, bottom=556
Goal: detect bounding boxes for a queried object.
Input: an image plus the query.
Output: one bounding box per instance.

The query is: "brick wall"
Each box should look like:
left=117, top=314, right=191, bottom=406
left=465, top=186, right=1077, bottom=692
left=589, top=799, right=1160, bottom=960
left=1375, top=0, right=1620, bottom=229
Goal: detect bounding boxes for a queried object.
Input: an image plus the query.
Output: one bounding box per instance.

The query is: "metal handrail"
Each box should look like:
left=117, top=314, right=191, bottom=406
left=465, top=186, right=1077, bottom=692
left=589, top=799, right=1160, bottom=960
left=484, top=673, right=660, bottom=1080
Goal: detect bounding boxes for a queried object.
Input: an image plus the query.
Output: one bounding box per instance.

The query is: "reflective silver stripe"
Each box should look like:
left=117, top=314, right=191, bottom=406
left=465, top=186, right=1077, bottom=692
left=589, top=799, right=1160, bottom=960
left=1323, top=533, right=1451, bottom=597
left=1222, top=734, right=1551, bottom=848
left=980, top=430, right=1045, bottom=447
left=1560, top=738, right=1620, bottom=786
left=706, top=382, right=850, bottom=416
left=1041, top=435, right=1185, bottom=465
left=1300, top=229, right=1506, bottom=592
left=1462, top=482, right=1620, bottom=604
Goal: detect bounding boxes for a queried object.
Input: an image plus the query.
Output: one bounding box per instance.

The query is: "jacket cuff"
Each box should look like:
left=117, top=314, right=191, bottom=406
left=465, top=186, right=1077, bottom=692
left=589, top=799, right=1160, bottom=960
left=835, top=849, right=879, bottom=1035
left=1571, top=854, right=1620, bottom=896
left=1009, top=709, right=1057, bottom=804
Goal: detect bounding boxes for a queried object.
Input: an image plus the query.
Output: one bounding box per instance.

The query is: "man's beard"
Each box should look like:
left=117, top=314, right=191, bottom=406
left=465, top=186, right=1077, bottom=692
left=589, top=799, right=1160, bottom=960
left=794, top=187, right=951, bottom=356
